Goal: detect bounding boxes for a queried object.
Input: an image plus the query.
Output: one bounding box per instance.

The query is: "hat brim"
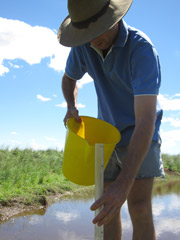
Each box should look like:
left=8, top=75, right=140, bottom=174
left=58, top=0, right=133, bottom=47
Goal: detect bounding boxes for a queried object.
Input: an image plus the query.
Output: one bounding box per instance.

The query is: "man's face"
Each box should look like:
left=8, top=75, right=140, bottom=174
left=90, top=23, right=119, bottom=50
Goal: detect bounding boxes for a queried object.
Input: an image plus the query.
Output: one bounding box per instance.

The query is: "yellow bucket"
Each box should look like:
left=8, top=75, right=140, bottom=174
left=63, top=116, right=121, bottom=186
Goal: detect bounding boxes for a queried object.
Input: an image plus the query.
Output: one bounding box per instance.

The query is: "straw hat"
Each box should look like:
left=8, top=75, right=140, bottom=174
left=58, top=0, right=133, bottom=47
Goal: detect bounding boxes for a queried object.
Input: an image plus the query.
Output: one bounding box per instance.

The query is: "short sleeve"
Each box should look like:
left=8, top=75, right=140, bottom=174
left=65, top=46, right=87, bottom=80
left=131, top=43, right=161, bottom=95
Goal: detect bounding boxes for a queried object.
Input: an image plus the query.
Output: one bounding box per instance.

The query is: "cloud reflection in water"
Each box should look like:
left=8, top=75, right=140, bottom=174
left=55, top=211, right=80, bottom=224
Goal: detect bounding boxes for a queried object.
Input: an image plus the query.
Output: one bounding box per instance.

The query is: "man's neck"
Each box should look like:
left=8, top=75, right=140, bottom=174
left=102, top=48, right=110, bottom=58
left=102, top=22, right=120, bottom=58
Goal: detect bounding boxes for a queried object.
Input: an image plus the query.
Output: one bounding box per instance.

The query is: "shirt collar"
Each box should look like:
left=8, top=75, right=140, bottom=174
left=114, top=19, right=129, bottom=48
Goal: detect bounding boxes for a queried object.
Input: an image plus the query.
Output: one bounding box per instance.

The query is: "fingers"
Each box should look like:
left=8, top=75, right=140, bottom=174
left=91, top=197, right=120, bottom=226
left=90, top=195, right=110, bottom=225
left=71, top=108, right=81, bottom=122
left=92, top=205, right=111, bottom=226
left=63, top=108, right=81, bottom=127
left=98, top=206, right=119, bottom=226
left=90, top=198, right=103, bottom=211
left=90, top=183, right=125, bottom=226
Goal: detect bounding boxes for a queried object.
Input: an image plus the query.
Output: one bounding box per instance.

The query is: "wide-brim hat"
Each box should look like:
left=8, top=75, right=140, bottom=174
left=58, top=0, right=133, bottom=47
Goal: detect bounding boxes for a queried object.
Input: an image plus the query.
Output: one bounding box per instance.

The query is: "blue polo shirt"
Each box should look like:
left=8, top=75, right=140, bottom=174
left=65, top=20, right=163, bottom=147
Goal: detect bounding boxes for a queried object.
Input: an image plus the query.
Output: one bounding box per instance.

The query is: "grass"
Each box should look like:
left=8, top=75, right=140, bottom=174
left=0, top=148, right=180, bottom=207
left=0, top=148, right=78, bottom=206
left=162, top=153, right=180, bottom=172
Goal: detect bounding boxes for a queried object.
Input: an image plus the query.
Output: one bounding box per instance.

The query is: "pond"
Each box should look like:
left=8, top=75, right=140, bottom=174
left=0, top=180, right=180, bottom=240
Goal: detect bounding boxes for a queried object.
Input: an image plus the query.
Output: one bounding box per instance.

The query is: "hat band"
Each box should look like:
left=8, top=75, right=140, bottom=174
left=71, top=0, right=110, bottom=29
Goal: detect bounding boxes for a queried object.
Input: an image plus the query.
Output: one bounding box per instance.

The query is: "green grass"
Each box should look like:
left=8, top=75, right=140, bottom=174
left=0, top=148, right=78, bottom=205
left=162, top=153, right=180, bottom=172
left=0, top=148, right=180, bottom=206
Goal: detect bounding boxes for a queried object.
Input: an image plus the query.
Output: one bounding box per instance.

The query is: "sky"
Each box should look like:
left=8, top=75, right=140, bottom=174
left=0, top=0, right=180, bottom=154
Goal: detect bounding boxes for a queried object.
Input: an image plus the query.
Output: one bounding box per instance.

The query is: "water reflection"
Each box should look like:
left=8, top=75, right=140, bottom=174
left=153, top=182, right=180, bottom=240
left=0, top=181, right=180, bottom=240
left=154, top=180, right=180, bottom=196
left=55, top=211, right=80, bottom=223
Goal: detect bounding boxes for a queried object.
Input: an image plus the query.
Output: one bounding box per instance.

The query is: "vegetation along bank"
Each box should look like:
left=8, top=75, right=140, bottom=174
left=0, top=148, right=180, bottom=222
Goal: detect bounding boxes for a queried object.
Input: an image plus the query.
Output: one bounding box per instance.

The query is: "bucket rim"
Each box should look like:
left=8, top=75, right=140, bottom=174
left=66, top=116, right=121, bottom=146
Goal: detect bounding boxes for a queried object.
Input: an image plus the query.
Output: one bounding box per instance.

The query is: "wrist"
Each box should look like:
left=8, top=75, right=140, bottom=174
left=67, top=106, right=77, bottom=111
left=116, top=173, right=135, bottom=190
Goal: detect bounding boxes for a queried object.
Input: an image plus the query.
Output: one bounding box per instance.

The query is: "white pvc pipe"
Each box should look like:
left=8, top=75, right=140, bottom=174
left=95, top=143, right=104, bottom=240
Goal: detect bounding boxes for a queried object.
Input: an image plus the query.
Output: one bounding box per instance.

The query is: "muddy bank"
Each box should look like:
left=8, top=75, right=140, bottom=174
left=164, top=168, right=180, bottom=177
left=0, top=187, right=94, bottom=223
left=0, top=192, right=73, bottom=223
left=0, top=169, right=179, bottom=223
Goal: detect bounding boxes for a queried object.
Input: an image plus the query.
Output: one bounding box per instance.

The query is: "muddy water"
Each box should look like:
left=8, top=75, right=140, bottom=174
left=0, top=181, right=180, bottom=240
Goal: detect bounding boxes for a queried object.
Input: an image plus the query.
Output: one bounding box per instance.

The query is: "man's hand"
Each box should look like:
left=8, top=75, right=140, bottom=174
left=63, top=107, right=81, bottom=127
left=90, top=180, right=130, bottom=226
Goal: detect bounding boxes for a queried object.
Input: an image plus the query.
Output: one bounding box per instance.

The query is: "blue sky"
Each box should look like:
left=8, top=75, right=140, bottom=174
left=0, top=0, right=180, bottom=154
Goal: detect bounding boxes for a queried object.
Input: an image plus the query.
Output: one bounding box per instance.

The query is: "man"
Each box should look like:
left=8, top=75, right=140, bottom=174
left=58, top=0, right=165, bottom=239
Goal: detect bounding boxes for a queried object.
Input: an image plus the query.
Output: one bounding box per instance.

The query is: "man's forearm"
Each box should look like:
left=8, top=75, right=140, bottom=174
left=62, top=74, right=81, bottom=124
left=62, top=74, right=78, bottom=109
left=116, top=117, right=155, bottom=189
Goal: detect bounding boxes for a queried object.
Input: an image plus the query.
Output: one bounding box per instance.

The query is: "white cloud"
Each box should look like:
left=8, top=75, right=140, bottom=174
left=29, top=139, right=64, bottom=151
left=37, top=94, right=51, bottom=102
left=0, top=17, right=95, bottom=89
left=48, top=47, right=70, bottom=71
left=9, top=140, right=21, bottom=144
left=159, top=94, right=180, bottom=154
left=30, top=140, right=46, bottom=150
left=0, top=63, right=9, bottom=76
left=77, top=103, right=86, bottom=108
left=160, top=129, right=180, bottom=154
left=45, top=136, right=56, bottom=141
left=56, top=101, right=86, bottom=108
left=158, top=94, right=180, bottom=111
left=162, top=117, right=180, bottom=127
left=54, top=141, right=64, bottom=150
left=0, top=17, right=70, bottom=76
left=77, top=73, right=93, bottom=88
left=56, top=102, right=67, bottom=108
left=11, top=131, right=17, bottom=135
left=8, top=62, right=20, bottom=69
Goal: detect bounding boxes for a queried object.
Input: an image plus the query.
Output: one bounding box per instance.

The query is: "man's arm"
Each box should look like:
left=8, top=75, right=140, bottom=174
left=116, top=95, right=156, bottom=188
left=91, top=95, right=157, bottom=226
left=62, top=73, right=81, bottom=124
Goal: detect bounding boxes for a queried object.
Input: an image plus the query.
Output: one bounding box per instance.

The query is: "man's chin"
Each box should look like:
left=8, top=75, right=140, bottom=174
left=91, top=43, right=110, bottom=51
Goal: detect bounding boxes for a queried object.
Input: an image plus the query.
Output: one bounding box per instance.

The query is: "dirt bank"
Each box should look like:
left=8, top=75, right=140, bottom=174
left=0, top=192, right=72, bottom=223
left=0, top=169, right=179, bottom=223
